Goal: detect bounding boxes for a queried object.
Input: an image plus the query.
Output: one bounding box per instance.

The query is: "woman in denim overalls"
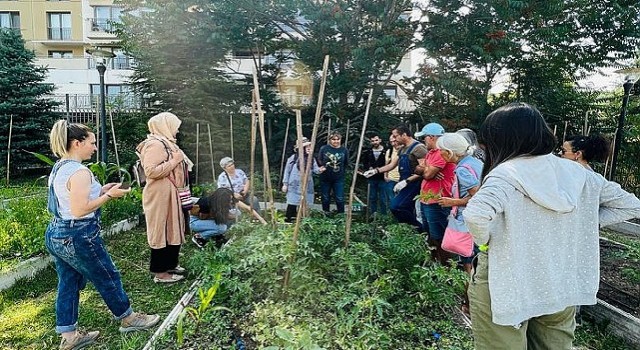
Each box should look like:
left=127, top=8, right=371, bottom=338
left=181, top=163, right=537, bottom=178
left=45, top=120, right=160, bottom=350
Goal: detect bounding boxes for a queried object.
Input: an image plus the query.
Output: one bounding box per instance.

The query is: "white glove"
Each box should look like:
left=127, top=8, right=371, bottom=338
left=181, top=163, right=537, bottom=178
left=363, top=169, right=377, bottom=178
left=393, top=180, right=408, bottom=193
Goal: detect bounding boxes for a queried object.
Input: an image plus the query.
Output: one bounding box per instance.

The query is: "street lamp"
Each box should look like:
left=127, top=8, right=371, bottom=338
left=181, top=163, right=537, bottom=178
left=86, top=48, right=115, bottom=163
left=610, top=68, right=640, bottom=180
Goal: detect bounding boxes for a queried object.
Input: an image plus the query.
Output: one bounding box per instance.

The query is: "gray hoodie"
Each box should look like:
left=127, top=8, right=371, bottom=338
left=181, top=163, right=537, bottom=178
left=464, top=154, right=640, bottom=326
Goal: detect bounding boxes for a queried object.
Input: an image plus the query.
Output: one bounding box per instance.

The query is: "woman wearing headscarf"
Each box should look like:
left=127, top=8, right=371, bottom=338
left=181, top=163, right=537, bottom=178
left=137, top=112, right=193, bottom=283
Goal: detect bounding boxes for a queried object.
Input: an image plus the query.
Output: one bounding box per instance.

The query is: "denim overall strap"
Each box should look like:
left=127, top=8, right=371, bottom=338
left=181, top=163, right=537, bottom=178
left=398, top=141, right=420, bottom=181
left=47, top=160, right=75, bottom=219
left=48, top=160, right=101, bottom=222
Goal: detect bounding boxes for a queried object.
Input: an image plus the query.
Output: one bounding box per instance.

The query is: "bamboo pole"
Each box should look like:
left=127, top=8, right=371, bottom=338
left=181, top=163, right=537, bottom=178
left=6, top=115, right=13, bottom=186
left=344, top=118, right=350, bottom=148
left=252, top=68, right=276, bottom=223
left=326, top=118, right=332, bottom=144
left=278, top=118, right=291, bottom=186
left=284, top=55, right=330, bottom=289
left=345, top=88, right=374, bottom=247
left=195, top=123, right=200, bottom=184
left=207, top=124, right=216, bottom=182
left=108, top=110, right=123, bottom=181
left=249, top=93, right=257, bottom=211
left=562, top=121, right=569, bottom=142
left=230, top=113, right=235, bottom=159
left=606, top=130, right=617, bottom=180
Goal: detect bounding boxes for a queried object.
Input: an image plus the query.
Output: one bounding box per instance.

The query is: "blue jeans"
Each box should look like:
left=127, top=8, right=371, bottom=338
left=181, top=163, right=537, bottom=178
left=367, top=179, right=387, bottom=215
left=421, top=202, right=451, bottom=241
left=390, top=181, right=421, bottom=228
left=384, top=180, right=397, bottom=209
left=45, top=219, right=132, bottom=333
left=321, top=177, right=345, bottom=213
left=190, top=216, right=228, bottom=239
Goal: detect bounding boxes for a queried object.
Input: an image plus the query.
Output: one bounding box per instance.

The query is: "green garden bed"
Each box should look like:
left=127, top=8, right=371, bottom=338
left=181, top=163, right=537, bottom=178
left=0, top=226, right=197, bottom=349
left=0, top=189, right=142, bottom=273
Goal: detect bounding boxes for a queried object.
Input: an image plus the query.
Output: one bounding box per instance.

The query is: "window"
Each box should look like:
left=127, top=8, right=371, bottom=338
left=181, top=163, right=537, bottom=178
left=87, top=48, right=135, bottom=70
left=232, top=49, right=264, bottom=59
left=91, top=6, right=121, bottom=32
left=48, top=50, right=73, bottom=58
left=47, top=12, right=71, bottom=40
left=383, top=86, right=398, bottom=99
left=0, top=12, right=20, bottom=29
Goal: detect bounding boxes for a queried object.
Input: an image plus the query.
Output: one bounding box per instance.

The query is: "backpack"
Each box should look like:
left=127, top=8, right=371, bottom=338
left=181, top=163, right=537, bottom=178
left=132, top=159, right=147, bottom=187
left=133, top=138, right=173, bottom=187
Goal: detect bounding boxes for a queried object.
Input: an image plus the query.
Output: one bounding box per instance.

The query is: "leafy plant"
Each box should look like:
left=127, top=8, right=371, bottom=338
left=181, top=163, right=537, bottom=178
left=177, top=273, right=231, bottom=345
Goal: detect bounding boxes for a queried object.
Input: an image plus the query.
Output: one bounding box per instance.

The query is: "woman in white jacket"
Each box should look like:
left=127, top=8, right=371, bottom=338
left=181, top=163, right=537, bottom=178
left=463, top=102, right=640, bottom=350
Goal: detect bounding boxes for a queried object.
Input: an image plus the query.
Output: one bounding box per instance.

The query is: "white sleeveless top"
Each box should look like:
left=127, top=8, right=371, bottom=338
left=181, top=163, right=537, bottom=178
left=48, top=161, right=102, bottom=220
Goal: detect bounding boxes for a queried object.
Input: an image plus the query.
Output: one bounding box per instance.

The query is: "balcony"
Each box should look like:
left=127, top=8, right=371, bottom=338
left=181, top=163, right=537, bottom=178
left=50, top=94, right=148, bottom=114
left=47, top=27, right=72, bottom=40
left=89, top=18, right=118, bottom=33
left=87, top=56, right=135, bottom=70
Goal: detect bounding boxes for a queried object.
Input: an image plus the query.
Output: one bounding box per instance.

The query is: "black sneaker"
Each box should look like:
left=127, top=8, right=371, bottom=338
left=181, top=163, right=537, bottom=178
left=191, top=235, right=207, bottom=249
left=213, top=235, right=228, bottom=248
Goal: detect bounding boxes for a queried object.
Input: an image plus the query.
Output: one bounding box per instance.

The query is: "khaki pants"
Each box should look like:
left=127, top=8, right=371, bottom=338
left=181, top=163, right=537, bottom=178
left=468, top=253, right=576, bottom=350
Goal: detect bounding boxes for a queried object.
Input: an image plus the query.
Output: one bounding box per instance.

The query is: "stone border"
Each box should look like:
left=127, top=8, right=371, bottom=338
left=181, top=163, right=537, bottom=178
left=0, top=216, right=139, bottom=291
left=609, top=221, right=640, bottom=238
left=583, top=299, right=640, bottom=348
left=142, top=279, right=202, bottom=350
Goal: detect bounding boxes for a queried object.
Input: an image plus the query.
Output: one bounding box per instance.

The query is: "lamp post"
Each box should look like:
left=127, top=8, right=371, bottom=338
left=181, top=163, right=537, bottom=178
left=610, top=72, right=638, bottom=180
left=86, top=48, right=115, bottom=163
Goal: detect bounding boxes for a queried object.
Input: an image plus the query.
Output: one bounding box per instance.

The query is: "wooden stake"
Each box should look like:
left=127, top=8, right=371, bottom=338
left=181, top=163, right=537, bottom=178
left=285, top=55, right=330, bottom=289
left=252, top=68, right=275, bottom=223
left=230, top=113, right=235, bottom=159
left=278, top=118, right=291, bottom=186
left=250, top=93, right=257, bottom=211
left=326, top=118, right=332, bottom=144
left=108, top=110, right=122, bottom=181
left=562, top=121, right=569, bottom=142
left=195, top=123, right=200, bottom=184
left=207, top=124, right=215, bottom=181
left=6, top=115, right=13, bottom=186
left=345, top=88, right=374, bottom=247
left=344, top=118, right=350, bottom=148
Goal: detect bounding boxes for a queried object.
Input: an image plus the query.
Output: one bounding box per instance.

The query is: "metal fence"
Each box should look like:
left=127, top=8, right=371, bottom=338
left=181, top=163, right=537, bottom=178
left=50, top=94, right=148, bottom=124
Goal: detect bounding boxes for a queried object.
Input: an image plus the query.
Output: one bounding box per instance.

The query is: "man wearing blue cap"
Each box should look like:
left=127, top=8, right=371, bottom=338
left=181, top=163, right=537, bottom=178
left=414, top=123, right=456, bottom=264
left=363, top=124, right=427, bottom=228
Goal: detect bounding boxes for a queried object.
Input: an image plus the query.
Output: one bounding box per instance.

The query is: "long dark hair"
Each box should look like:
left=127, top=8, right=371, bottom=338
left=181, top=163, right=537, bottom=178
left=566, top=134, right=610, bottom=163
left=208, top=188, right=235, bottom=224
left=478, top=102, right=556, bottom=179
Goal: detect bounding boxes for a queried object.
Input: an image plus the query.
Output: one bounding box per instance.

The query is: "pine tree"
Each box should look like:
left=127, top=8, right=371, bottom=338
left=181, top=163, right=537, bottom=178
left=0, top=29, right=58, bottom=177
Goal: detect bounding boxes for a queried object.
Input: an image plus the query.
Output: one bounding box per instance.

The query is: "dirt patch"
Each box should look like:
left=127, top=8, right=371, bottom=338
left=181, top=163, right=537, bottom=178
left=598, top=238, right=640, bottom=318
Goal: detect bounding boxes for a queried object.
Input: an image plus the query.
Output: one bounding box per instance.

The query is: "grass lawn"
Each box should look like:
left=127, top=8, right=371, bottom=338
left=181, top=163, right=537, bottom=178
left=0, top=226, right=198, bottom=350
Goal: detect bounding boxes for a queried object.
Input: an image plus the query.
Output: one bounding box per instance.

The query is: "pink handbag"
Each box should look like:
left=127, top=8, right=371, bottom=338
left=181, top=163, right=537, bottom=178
left=442, top=224, right=474, bottom=257
left=441, top=164, right=477, bottom=257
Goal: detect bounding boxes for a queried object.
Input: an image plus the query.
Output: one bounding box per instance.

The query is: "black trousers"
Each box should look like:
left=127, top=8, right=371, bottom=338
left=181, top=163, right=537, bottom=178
left=285, top=204, right=298, bottom=222
left=149, top=244, right=180, bottom=273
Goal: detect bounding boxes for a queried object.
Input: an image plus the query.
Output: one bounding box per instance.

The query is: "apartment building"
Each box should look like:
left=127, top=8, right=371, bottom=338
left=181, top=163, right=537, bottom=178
left=0, top=0, right=136, bottom=109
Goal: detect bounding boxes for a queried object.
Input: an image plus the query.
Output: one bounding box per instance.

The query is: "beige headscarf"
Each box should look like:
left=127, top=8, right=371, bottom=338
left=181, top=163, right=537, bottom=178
left=147, top=112, right=194, bottom=170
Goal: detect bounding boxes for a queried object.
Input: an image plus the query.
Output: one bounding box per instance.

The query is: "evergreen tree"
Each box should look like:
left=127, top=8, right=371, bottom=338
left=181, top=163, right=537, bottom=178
left=0, top=29, right=58, bottom=177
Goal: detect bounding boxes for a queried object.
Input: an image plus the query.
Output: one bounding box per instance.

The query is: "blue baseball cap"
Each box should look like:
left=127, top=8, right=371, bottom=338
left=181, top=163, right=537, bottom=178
left=415, top=123, right=445, bottom=138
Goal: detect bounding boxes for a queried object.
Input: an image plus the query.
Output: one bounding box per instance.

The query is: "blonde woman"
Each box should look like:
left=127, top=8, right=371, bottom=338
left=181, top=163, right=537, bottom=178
left=46, top=120, right=160, bottom=350
left=137, top=112, right=192, bottom=283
